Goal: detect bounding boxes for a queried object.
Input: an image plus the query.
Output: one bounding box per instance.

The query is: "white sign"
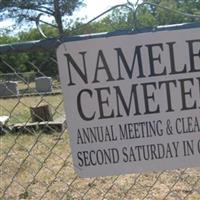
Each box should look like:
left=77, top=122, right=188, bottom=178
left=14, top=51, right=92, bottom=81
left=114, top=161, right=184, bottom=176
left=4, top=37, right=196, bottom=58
left=57, top=24, right=200, bottom=177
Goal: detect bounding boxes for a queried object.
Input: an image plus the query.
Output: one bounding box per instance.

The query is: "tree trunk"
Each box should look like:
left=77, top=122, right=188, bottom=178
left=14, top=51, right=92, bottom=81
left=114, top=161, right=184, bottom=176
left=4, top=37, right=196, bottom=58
left=54, top=0, right=64, bottom=35
left=30, top=105, right=53, bottom=122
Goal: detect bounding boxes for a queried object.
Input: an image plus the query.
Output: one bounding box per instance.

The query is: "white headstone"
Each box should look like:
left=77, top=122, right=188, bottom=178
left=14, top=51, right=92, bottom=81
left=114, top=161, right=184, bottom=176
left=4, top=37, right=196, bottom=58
left=0, top=116, right=9, bottom=126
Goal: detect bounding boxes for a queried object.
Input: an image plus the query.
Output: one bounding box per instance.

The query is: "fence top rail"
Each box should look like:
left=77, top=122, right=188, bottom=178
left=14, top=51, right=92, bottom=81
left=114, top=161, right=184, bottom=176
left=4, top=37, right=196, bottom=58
left=0, top=72, right=36, bottom=75
left=0, top=22, right=199, bottom=54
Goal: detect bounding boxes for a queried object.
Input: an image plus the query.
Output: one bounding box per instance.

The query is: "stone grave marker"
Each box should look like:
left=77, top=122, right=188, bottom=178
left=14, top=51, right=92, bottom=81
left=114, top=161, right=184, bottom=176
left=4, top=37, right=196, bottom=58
left=0, top=81, right=19, bottom=97
left=35, top=77, right=52, bottom=93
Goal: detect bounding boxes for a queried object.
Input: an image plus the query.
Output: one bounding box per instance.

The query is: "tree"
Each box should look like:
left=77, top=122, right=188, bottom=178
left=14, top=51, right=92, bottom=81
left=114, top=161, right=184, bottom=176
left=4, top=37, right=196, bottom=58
left=19, top=24, right=58, bottom=41
left=103, top=0, right=200, bottom=30
left=145, top=0, right=200, bottom=25
left=0, top=0, right=85, bottom=35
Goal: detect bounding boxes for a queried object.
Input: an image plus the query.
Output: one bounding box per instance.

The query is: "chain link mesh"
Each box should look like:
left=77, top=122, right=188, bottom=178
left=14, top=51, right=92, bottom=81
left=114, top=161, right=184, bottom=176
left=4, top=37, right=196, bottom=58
left=1, top=2, right=200, bottom=199
left=0, top=33, right=199, bottom=200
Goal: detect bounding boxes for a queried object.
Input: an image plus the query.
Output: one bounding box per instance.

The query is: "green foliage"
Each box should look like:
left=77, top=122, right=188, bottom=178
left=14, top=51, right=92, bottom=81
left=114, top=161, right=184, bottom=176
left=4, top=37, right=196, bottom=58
left=70, top=17, right=118, bottom=35
left=0, top=24, right=59, bottom=75
left=136, top=7, right=157, bottom=28
left=70, top=0, right=200, bottom=36
left=0, top=34, right=18, bottom=44
left=155, top=0, right=181, bottom=25
left=18, top=25, right=58, bottom=41
left=147, top=0, right=200, bottom=25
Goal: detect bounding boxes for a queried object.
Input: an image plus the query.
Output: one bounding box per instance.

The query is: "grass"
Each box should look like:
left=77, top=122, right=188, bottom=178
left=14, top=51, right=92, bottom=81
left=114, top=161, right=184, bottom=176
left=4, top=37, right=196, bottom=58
left=0, top=131, right=71, bottom=198
left=0, top=94, right=64, bottom=124
left=0, top=95, right=200, bottom=200
left=17, top=80, right=61, bottom=95
left=0, top=132, right=200, bottom=200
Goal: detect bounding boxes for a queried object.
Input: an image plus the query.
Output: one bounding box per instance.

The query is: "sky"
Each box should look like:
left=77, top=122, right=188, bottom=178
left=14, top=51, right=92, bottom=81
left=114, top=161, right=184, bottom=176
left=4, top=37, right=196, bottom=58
left=75, top=0, right=129, bottom=20
left=0, top=0, right=130, bottom=30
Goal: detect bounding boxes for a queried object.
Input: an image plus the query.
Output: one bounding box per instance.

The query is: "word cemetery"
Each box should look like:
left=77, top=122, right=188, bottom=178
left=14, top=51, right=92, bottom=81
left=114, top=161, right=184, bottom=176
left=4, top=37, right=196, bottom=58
left=57, top=23, right=200, bottom=177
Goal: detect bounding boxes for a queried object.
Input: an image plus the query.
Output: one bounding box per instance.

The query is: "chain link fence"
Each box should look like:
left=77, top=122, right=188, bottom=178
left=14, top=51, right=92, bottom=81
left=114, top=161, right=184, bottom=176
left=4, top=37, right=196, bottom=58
left=1, top=3, right=200, bottom=200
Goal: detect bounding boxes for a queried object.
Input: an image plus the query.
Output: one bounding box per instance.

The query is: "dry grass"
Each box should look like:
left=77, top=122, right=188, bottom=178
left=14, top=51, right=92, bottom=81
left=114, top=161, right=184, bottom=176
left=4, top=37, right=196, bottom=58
left=0, top=131, right=200, bottom=200
left=17, top=81, right=61, bottom=95
left=0, top=96, right=200, bottom=200
left=0, top=94, right=64, bottom=124
left=17, top=82, right=35, bottom=91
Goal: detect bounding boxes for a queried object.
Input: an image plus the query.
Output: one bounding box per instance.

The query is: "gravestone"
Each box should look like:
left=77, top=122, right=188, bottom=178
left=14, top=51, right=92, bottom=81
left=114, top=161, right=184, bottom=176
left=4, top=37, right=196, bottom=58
left=0, top=115, right=9, bottom=135
left=35, top=77, right=52, bottom=93
left=0, top=81, right=19, bottom=97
